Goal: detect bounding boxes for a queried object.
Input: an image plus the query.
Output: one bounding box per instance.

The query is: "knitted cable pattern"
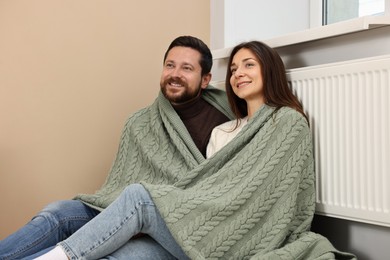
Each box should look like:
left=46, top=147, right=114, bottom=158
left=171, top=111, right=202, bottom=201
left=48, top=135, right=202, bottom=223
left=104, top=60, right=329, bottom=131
left=76, top=87, right=355, bottom=259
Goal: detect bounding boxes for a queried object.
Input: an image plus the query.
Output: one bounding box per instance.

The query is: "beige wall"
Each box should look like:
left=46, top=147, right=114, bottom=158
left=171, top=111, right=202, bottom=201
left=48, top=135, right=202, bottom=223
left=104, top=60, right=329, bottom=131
left=0, top=0, right=209, bottom=239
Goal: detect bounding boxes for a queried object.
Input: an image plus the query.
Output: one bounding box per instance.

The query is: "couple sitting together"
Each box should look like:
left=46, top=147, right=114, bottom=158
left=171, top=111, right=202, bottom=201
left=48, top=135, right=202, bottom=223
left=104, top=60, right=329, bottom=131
left=0, top=36, right=355, bottom=260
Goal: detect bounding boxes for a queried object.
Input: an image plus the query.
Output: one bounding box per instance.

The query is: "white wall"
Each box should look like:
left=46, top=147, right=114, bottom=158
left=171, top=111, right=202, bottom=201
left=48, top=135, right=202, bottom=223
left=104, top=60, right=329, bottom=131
left=210, top=1, right=390, bottom=259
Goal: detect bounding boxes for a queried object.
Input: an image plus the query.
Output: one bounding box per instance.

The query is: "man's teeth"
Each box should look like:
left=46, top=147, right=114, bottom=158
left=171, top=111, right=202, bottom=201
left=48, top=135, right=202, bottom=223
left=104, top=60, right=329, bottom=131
left=170, top=82, right=182, bottom=87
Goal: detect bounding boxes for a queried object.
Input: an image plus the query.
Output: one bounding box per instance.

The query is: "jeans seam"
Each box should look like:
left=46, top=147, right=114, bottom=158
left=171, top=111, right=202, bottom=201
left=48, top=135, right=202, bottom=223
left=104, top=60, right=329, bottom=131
left=78, top=200, right=154, bottom=258
left=58, top=242, right=78, bottom=260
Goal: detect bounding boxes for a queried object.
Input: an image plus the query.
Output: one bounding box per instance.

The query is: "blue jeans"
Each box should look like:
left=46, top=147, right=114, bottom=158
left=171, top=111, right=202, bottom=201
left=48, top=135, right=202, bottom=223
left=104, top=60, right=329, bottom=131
left=58, top=184, right=188, bottom=260
left=0, top=185, right=185, bottom=259
left=0, top=200, right=99, bottom=260
left=26, top=236, right=178, bottom=260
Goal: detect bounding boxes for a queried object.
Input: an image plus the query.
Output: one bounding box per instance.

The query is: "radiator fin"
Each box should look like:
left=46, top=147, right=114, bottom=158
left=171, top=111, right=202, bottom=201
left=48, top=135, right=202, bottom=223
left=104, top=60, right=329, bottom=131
left=288, top=55, right=390, bottom=227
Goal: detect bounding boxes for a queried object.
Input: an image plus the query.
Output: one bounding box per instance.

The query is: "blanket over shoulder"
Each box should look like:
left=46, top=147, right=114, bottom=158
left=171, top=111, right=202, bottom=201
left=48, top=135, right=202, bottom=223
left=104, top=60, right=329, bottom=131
left=76, top=87, right=355, bottom=259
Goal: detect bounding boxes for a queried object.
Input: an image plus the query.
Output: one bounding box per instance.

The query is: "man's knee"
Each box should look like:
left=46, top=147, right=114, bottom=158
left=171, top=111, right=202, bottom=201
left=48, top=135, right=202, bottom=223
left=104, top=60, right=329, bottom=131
left=31, top=200, right=78, bottom=226
left=41, top=200, right=77, bottom=211
left=32, top=200, right=98, bottom=237
left=36, top=200, right=96, bottom=223
left=40, top=200, right=80, bottom=216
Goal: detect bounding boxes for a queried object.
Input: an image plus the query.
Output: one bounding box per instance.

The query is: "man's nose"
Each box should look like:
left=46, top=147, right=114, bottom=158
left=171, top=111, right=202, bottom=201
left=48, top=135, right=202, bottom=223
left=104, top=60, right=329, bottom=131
left=170, top=67, right=181, bottom=78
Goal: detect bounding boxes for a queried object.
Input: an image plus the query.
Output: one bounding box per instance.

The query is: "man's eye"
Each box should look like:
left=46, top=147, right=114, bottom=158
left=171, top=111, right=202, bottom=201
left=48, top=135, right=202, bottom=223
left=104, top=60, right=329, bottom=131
left=166, top=63, right=174, bottom=68
left=183, top=66, right=192, bottom=71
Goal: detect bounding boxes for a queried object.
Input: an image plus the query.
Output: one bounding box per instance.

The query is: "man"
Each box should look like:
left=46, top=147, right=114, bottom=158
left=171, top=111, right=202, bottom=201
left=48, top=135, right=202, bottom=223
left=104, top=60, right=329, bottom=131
left=0, top=36, right=233, bottom=259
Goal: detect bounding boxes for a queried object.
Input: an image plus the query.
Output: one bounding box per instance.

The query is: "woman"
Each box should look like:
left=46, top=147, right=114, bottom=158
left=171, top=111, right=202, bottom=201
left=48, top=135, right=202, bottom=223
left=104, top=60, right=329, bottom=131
left=35, top=42, right=354, bottom=260
left=206, top=41, right=307, bottom=158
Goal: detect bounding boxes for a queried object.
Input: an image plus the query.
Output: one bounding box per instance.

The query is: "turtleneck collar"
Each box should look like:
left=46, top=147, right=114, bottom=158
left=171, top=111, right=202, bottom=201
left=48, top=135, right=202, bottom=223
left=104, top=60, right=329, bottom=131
left=171, top=93, right=207, bottom=120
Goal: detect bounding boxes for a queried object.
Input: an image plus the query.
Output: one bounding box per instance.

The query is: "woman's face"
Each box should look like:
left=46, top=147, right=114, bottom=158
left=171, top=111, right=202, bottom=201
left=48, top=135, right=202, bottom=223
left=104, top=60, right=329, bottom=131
left=229, top=48, right=265, bottom=105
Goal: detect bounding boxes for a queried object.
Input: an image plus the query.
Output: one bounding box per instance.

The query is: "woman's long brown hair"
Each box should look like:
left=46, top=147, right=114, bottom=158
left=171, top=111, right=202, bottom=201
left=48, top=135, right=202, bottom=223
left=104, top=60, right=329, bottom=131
left=225, top=41, right=308, bottom=123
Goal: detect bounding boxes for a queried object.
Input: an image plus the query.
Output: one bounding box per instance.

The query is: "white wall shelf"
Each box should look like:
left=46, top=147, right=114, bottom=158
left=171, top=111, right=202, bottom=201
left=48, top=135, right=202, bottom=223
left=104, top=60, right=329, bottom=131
left=212, top=15, right=390, bottom=59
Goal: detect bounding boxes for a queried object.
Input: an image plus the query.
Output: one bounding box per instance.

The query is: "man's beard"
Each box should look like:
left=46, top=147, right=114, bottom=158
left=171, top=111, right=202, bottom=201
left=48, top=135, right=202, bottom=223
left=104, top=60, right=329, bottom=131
left=161, top=78, right=202, bottom=104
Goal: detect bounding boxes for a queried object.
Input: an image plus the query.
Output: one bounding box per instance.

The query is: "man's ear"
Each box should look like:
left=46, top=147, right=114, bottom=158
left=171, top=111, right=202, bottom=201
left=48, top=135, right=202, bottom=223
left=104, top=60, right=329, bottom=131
left=201, top=73, right=212, bottom=89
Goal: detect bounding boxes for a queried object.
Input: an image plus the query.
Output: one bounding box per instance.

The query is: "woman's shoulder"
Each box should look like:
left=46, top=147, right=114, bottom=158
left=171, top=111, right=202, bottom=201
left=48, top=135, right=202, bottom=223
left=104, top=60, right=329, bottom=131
left=275, top=107, right=310, bottom=130
left=278, top=106, right=307, bottom=121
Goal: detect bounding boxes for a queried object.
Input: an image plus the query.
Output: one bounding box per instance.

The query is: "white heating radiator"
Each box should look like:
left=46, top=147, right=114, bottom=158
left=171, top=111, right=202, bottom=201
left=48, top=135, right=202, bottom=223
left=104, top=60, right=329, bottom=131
left=287, top=55, right=390, bottom=227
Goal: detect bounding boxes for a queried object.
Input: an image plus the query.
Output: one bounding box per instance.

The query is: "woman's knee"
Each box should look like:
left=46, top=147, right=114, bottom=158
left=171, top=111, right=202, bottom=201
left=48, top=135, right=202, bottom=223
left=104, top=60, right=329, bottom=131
left=121, top=184, right=152, bottom=204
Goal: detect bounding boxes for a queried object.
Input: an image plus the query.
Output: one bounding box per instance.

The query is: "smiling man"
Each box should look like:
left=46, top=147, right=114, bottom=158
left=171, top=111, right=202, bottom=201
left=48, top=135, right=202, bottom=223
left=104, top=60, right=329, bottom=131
left=160, top=37, right=231, bottom=157
left=0, top=36, right=233, bottom=260
left=160, top=45, right=210, bottom=104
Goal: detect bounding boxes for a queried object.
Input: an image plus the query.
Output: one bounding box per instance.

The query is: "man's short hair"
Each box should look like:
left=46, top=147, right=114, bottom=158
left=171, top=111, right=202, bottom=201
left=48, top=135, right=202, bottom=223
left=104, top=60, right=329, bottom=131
left=163, top=36, right=213, bottom=76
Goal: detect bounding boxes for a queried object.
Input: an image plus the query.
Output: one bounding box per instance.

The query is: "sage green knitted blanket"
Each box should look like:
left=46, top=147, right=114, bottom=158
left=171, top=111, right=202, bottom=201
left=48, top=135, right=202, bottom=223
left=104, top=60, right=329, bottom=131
left=76, top=87, right=355, bottom=259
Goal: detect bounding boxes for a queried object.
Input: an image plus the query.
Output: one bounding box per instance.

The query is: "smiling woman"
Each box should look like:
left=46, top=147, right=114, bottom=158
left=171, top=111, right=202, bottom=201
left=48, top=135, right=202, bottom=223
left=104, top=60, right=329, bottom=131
left=224, top=41, right=307, bottom=122
left=229, top=48, right=265, bottom=118
left=206, top=40, right=308, bottom=158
